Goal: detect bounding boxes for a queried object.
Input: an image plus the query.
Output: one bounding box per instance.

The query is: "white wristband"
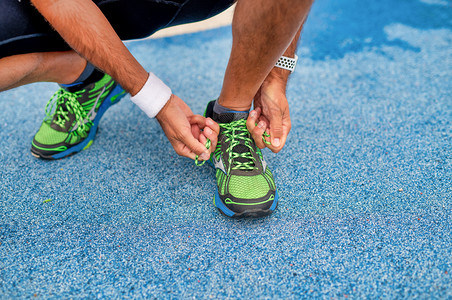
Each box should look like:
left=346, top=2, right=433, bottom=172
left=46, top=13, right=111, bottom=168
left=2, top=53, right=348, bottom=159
left=130, top=72, right=172, bottom=118
left=275, top=54, right=298, bottom=73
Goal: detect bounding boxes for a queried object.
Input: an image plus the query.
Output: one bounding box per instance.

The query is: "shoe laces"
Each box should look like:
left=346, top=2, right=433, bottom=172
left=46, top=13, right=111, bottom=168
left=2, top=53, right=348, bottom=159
left=219, top=119, right=258, bottom=172
left=194, top=116, right=272, bottom=168
left=45, top=88, right=91, bottom=135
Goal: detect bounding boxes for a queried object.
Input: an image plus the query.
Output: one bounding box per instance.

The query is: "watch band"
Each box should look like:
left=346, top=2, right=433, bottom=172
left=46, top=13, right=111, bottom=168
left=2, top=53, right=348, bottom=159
left=275, top=54, right=298, bottom=73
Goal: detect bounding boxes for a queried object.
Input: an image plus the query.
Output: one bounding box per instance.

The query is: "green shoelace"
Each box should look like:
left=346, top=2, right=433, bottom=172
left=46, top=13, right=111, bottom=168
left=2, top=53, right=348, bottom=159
left=220, top=119, right=257, bottom=172
left=45, top=89, right=91, bottom=135
left=195, top=138, right=211, bottom=166
left=195, top=119, right=270, bottom=169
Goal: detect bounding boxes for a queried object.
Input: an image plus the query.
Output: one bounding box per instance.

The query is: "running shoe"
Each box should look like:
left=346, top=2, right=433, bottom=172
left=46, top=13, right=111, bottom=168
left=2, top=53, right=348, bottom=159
left=31, top=74, right=126, bottom=159
left=204, top=100, right=279, bottom=218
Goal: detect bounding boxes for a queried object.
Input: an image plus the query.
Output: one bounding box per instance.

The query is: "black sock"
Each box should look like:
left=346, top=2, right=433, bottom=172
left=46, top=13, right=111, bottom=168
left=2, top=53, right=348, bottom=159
left=213, top=100, right=249, bottom=114
left=60, top=62, right=104, bottom=92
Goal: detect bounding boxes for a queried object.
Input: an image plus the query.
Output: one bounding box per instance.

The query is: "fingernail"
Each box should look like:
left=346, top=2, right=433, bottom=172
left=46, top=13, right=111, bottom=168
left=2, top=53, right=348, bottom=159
left=204, top=127, right=212, bottom=135
left=250, top=110, right=256, bottom=118
left=200, top=152, right=210, bottom=160
left=272, top=138, right=280, bottom=147
left=257, top=121, right=265, bottom=129
left=206, top=118, right=213, bottom=126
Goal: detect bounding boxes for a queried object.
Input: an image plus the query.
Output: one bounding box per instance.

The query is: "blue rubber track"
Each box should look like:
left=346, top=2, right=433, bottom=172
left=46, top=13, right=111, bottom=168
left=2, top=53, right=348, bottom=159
left=0, top=0, right=451, bottom=298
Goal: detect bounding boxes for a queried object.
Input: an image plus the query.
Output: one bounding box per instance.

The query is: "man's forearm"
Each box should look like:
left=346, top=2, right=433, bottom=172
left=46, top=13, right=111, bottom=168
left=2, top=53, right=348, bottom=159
left=31, top=0, right=148, bottom=95
left=266, top=24, right=303, bottom=88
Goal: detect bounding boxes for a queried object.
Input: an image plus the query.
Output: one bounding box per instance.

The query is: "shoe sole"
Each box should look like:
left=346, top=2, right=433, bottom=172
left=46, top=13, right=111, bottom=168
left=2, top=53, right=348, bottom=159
left=31, top=85, right=127, bottom=160
left=213, top=189, right=279, bottom=218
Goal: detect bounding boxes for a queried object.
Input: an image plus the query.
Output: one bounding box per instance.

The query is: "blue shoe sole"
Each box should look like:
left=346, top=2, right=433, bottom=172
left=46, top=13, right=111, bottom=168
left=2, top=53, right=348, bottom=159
left=49, top=84, right=127, bottom=159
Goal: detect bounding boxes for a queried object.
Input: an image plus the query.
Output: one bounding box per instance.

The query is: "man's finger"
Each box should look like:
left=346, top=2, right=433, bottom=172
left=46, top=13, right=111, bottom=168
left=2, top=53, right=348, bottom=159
left=247, top=108, right=269, bottom=149
left=205, top=117, right=220, bottom=136
left=191, top=124, right=201, bottom=140
left=189, top=115, right=219, bottom=152
left=268, top=112, right=284, bottom=150
left=202, top=126, right=218, bottom=154
left=246, top=108, right=260, bottom=130
left=253, top=120, right=268, bottom=149
left=188, top=115, right=219, bottom=134
left=176, top=129, right=209, bottom=160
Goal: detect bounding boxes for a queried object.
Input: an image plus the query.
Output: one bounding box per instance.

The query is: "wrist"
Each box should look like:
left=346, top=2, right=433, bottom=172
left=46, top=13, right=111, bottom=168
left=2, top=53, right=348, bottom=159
left=129, top=68, right=151, bottom=96
left=264, top=69, right=289, bottom=91
left=155, top=94, right=174, bottom=121
left=268, top=53, right=298, bottom=85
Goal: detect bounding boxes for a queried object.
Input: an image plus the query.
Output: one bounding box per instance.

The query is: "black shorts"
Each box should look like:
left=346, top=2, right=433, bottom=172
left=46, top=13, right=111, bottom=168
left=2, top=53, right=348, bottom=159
left=0, top=0, right=234, bottom=58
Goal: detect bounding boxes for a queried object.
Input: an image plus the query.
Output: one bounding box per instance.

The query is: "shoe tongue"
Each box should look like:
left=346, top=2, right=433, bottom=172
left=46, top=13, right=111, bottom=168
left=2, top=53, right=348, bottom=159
left=60, top=82, right=93, bottom=105
left=213, top=111, right=249, bottom=123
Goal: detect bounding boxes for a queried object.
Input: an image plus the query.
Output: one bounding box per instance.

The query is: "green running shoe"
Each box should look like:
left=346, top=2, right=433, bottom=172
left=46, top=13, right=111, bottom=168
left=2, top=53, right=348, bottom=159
left=31, top=74, right=126, bottom=159
left=204, top=100, right=279, bottom=218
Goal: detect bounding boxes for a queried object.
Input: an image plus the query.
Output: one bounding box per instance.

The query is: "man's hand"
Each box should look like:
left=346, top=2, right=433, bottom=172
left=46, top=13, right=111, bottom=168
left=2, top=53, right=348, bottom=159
left=246, top=74, right=291, bottom=153
left=156, top=95, right=219, bottom=161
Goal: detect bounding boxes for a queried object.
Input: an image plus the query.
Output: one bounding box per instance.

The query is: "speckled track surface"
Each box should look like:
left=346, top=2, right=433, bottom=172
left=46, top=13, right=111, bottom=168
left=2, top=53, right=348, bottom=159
left=0, top=0, right=451, bottom=298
